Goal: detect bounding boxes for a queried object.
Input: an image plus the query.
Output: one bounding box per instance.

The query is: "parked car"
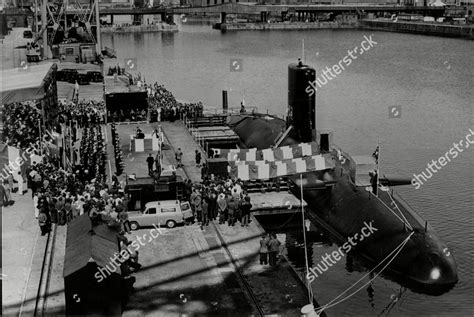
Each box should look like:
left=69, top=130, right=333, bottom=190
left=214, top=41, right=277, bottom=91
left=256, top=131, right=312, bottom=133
left=87, top=71, right=103, bottom=83
left=57, top=69, right=78, bottom=82
left=76, top=73, right=90, bottom=85
left=128, top=200, right=193, bottom=229
left=23, top=30, right=33, bottom=38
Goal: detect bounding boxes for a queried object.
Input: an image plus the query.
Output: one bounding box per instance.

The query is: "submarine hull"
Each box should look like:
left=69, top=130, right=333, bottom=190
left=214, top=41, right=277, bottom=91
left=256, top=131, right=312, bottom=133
left=228, top=114, right=458, bottom=294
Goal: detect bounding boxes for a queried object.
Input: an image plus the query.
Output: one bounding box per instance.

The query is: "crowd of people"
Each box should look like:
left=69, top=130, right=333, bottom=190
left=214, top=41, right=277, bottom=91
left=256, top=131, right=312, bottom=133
left=109, top=108, right=147, bottom=123
left=111, top=123, right=125, bottom=175
left=1, top=99, right=106, bottom=151
left=58, top=99, right=106, bottom=127
left=20, top=113, right=109, bottom=232
left=1, top=101, right=42, bottom=149
left=106, top=65, right=127, bottom=77
left=184, top=176, right=253, bottom=229
left=147, top=83, right=203, bottom=122
left=79, top=124, right=107, bottom=184
left=183, top=174, right=284, bottom=265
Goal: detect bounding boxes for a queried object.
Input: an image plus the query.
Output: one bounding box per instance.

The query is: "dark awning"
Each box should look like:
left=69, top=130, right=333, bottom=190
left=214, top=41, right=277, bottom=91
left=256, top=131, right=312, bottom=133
left=64, top=214, right=121, bottom=277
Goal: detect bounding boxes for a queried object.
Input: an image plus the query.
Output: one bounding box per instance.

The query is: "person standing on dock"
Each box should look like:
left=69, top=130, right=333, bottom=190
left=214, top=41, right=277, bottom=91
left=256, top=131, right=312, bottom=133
left=175, top=148, right=183, bottom=168
left=201, top=197, right=209, bottom=229
left=0, top=182, right=9, bottom=209
left=217, top=192, right=227, bottom=224
left=207, top=147, right=214, bottom=159
left=155, top=152, right=161, bottom=176
left=74, top=80, right=80, bottom=102
left=194, top=190, right=202, bottom=223
left=240, top=195, right=252, bottom=227
left=227, top=196, right=237, bottom=226
left=195, top=150, right=202, bottom=167
left=259, top=234, right=270, bottom=265
left=201, top=162, right=208, bottom=180
left=190, top=187, right=198, bottom=220
left=268, top=233, right=281, bottom=266
left=38, top=212, right=50, bottom=236
left=3, top=179, right=12, bottom=206
left=369, top=170, right=378, bottom=195
left=146, top=153, right=155, bottom=175
left=208, top=190, right=217, bottom=221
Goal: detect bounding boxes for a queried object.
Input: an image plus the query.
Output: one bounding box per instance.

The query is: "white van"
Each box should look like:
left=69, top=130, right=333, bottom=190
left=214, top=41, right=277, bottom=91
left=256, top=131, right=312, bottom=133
left=128, top=200, right=193, bottom=229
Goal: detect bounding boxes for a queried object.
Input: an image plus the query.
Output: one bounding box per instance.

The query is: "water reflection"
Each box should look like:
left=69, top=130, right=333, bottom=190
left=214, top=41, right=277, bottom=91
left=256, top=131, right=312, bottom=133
left=132, top=32, right=145, bottom=46
left=377, top=287, right=407, bottom=316
left=161, top=32, right=175, bottom=46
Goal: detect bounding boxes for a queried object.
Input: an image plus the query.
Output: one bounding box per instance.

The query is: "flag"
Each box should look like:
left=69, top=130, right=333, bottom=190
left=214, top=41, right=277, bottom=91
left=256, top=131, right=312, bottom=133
left=372, top=146, right=379, bottom=164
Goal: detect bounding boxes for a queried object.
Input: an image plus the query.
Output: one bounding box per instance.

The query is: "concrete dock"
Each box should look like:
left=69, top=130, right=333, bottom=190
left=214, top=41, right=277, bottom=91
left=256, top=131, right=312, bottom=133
left=112, top=120, right=321, bottom=316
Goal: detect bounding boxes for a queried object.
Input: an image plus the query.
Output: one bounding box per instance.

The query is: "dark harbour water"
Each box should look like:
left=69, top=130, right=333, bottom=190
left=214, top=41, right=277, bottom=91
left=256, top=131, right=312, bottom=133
left=102, top=21, right=474, bottom=316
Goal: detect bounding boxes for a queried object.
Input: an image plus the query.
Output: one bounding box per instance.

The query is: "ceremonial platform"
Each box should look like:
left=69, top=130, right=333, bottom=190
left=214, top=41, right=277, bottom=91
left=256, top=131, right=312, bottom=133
left=129, top=134, right=161, bottom=152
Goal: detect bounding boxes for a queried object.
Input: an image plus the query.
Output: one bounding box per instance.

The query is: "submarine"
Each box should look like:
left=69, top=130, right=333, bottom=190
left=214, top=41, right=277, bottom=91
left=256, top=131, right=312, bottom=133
left=226, top=59, right=458, bottom=295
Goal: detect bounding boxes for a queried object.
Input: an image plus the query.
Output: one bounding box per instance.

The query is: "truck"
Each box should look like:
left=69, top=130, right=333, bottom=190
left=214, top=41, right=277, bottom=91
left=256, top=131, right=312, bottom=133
left=128, top=200, right=193, bottom=229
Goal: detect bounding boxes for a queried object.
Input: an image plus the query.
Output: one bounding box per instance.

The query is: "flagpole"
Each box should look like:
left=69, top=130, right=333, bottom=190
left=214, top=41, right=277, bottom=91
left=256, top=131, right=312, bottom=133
left=376, top=141, right=380, bottom=197
left=300, top=173, right=313, bottom=304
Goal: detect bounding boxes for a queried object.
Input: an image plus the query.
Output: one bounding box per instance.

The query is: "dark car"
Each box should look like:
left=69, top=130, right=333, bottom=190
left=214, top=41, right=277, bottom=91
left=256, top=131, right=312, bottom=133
left=86, top=71, right=103, bottom=83
left=67, top=72, right=80, bottom=84
left=57, top=69, right=78, bottom=82
left=76, top=73, right=90, bottom=85
left=23, top=30, right=33, bottom=39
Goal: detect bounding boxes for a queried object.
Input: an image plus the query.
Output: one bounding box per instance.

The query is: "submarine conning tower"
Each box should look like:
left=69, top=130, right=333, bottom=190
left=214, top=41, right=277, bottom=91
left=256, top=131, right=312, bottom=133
left=288, top=59, right=316, bottom=143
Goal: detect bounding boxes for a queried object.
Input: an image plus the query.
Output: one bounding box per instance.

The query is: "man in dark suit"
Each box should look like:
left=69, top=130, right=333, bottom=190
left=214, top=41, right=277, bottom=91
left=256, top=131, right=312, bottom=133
left=0, top=183, right=9, bottom=209
left=146, top=153, right=155, bottom=175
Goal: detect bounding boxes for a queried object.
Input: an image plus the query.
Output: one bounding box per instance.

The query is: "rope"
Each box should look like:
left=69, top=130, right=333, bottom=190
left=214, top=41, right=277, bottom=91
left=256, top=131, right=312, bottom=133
left=315, top=231, right=414, bottom=314
left=372, top=142, right=412, bottom=231
left=387, top=191, right=413, bottom=231
left=371, top=191, right=412, bottom=231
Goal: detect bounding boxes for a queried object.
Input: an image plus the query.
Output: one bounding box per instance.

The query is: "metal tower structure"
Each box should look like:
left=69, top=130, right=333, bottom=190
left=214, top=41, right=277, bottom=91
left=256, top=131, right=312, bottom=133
left=36, top=0, right=101, bottom=58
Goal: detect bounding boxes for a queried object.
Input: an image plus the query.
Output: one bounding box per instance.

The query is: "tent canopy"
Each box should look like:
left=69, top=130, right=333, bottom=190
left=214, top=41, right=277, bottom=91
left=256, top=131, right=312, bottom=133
left=0, top=62, right=57, bottom=105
